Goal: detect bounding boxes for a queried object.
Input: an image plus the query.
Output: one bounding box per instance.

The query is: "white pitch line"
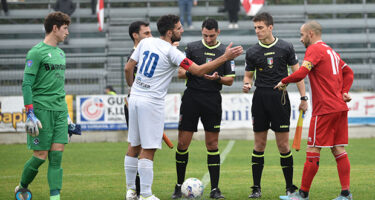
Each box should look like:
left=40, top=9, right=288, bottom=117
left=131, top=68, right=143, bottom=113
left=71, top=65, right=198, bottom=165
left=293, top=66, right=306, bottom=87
left=201, top=140, right=235, bottom=189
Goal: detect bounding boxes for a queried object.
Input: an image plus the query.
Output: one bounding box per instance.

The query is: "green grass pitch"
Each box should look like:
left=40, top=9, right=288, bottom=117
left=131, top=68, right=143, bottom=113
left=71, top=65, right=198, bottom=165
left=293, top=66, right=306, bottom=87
left=1, top=138, right=375, bottom=199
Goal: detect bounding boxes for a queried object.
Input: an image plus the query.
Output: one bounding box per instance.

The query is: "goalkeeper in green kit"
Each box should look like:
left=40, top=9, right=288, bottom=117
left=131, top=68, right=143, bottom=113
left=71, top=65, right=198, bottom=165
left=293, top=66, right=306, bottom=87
left=15, top=11, right=80, bottom=200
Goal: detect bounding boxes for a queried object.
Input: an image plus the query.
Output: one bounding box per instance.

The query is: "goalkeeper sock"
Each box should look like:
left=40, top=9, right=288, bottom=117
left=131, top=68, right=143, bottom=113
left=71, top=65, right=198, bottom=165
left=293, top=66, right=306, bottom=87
left=176, top=148, right=189, bottom=185
left=20, top=155, right=45, bottom=188
left=207, top=149, right=220, bottom=190
left=251, top=150, right=264, bottom=187
left=138, top=159, right=153, bottom=198
left=300, top=152, right=320, bottom=192
left=48, top=151, right=63, bottom=191
left=280, top=151, right=294, bottom=188
left=125, top=155, right=138, bottom=190
left=335, top=152, right=350, bottom=191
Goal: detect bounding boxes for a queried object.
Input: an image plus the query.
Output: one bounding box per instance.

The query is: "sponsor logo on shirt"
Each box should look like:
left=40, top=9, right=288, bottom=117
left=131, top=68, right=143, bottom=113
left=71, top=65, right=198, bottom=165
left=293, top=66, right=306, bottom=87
left=27, top=60, right=33, bottom=67
left=204, top=52, right=215, bottom=56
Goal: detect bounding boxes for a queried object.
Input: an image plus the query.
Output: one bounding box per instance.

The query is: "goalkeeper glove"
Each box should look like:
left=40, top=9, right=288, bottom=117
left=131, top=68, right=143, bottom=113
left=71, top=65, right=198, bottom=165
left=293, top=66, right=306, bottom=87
left=25, top=105, right=42, bottom=137
left=67, top=114, right=81, bottom=137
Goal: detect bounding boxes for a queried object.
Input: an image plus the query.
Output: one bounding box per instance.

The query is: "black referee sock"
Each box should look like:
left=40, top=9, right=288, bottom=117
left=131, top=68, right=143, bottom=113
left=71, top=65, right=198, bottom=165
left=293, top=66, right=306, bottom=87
left=207, top=149, right=220, bottom=190
left=251, top=150, right=264, bottom=187
left=280, top=151, right=294, bottom=189
left=176, top=148, right=189, bottom=185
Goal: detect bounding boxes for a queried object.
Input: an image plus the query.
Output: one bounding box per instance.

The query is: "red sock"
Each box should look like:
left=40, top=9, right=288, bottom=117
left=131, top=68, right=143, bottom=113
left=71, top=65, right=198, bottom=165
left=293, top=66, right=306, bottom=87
left=335, top=152, right=350, bottom=191
left=300, top=152, right=320, bottom=192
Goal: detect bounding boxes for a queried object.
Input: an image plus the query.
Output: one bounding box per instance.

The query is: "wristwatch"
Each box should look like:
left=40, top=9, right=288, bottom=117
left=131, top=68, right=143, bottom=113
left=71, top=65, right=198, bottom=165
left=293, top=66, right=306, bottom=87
left=300, top=96, right=308, bottom=101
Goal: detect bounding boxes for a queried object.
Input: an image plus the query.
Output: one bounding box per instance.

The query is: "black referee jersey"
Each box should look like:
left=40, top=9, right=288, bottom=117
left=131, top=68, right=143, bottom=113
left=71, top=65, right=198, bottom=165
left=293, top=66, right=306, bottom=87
left=245, top=38, right=298, bottom=88
left=185, top=39, right=235, bottom=92
left=127, top=48, right=137, bottom=78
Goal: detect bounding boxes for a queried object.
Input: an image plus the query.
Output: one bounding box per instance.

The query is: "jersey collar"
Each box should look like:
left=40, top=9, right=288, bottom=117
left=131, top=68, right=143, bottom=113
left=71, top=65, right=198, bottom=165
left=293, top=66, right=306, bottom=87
left=258, top=37, right=278, bottom=48
left=201, top=39, right=221, bottom=49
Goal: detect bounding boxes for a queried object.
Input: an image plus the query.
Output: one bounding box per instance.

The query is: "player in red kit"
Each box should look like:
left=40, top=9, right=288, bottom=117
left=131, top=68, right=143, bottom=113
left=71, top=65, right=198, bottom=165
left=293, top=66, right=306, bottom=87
left=275, top=21, right=354, bottom=200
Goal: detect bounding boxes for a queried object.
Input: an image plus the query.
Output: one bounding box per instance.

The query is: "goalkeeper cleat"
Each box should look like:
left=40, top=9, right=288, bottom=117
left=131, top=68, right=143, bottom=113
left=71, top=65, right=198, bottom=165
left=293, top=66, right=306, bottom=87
left=332, top=193, right=352, bottom=200
left=15, top=185, right=32, bottom=200
left=286, top=185, right=299, bottom=196
left=171, top=184, right=182, bottom=199
left=126, top=189, right=138, bottom=200
left=139, top=195, right=160, bottom=200
left=249, top=185, right=261, bottom=198
left=210, top=187, right=225, bottom=199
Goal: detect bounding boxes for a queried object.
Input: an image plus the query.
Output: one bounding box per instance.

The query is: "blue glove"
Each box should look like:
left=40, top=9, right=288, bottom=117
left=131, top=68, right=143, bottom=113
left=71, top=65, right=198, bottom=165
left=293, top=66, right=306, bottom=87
left=67, top=115, right=81, bottom=137
left=25, top=108, right=42, bottom=137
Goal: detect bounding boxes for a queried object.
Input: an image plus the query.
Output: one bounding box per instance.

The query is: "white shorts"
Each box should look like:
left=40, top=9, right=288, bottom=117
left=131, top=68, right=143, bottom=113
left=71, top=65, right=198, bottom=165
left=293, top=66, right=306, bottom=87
left=127, top=95, right=164, bottom=149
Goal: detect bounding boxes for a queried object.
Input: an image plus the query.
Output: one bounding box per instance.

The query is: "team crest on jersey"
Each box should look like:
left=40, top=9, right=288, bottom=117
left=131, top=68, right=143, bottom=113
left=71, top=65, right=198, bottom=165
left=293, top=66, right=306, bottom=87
left=48, top=53, right=52, bottom=58
left=26, top=60, right=33, bottom=67
left=33, top=138, right=39, bottom=145
left=267, top=57, right=273, bottom=65
left=206, top=58, right=212, bottom=63
left=60, top=52, right=64, bottom=58
left=230, top=60, right=235, bottom=71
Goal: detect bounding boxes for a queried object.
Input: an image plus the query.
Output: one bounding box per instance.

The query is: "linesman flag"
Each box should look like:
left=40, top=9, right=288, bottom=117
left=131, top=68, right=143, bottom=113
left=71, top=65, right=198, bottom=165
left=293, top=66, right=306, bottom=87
left=241, top=0, right=264, bottom=16
left=96, top=0, right=104, bottom=31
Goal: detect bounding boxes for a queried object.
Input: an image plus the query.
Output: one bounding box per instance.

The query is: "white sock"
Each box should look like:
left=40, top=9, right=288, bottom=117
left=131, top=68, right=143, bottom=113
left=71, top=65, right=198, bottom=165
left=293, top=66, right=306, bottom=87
left=138, top=158, right=154, bottom=197
left=124, top=155, right=138, bottom=190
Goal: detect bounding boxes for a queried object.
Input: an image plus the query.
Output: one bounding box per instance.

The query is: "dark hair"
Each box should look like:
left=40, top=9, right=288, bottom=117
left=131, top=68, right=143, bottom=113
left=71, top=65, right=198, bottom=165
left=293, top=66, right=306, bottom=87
left=105, top=85, right=116, bottom=92
left=201, top=18, right=219, bottom=31
left=253, top=12, right=273, bottom=26
left=128, top=21, right=150, bottom=42
left=44, top=11, right=71, bottom=34
left=157, top=14, right=180, bottom=36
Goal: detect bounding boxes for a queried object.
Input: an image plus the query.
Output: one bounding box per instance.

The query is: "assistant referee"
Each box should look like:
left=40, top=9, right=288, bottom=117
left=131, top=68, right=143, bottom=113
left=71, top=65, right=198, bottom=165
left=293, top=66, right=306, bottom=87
left=242, top=12, right=308, bottom=198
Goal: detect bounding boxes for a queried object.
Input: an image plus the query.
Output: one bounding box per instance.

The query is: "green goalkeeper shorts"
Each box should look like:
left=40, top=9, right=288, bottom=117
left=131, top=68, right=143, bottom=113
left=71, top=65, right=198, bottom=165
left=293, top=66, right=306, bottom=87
left=27, top=109, right=68, bottom=150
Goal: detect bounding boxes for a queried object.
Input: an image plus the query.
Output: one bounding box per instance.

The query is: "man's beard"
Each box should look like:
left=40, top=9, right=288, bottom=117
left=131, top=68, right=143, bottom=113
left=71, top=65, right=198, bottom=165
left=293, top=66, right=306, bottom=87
left=171, top=33, right=181, bottom=43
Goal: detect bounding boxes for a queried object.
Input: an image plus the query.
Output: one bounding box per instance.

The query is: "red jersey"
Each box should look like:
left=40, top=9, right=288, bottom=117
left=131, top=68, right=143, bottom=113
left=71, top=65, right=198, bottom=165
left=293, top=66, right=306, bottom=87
left=304, top=41, right=349, bottom=116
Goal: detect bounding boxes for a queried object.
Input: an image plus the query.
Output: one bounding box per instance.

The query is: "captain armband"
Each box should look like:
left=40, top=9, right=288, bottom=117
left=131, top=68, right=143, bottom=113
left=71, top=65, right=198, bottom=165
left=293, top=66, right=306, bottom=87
left=302, top=61, right=313, bottom=71
left=180, top=58, right=193, bottom=71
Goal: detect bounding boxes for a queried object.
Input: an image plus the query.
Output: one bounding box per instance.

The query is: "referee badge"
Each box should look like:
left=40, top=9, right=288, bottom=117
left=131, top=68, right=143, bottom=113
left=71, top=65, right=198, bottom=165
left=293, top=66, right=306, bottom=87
left=267, top=57, right=273, bottom=68
left=206, top=58, right=213, bottom=63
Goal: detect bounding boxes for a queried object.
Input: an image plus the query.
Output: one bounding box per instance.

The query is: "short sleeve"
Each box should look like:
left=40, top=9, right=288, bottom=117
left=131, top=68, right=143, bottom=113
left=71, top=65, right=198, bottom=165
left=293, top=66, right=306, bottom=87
left=304, top=46, right=321, bottom=66
left=24, top=49, right=41, bottom=75
left=130, top=41, right=142, bottom=63
left=245, top=50, right=254, bottom=71
left=287, top=43, right=299, bottom=66
left=168, top=46, right=186, bottom=67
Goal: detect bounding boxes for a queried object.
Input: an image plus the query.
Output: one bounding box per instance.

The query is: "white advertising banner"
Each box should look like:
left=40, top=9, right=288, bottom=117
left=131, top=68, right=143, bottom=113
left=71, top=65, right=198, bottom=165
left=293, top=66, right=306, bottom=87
left=0, top=96, right=25, bottom=132
left=76, top=94, right=181, bottom=131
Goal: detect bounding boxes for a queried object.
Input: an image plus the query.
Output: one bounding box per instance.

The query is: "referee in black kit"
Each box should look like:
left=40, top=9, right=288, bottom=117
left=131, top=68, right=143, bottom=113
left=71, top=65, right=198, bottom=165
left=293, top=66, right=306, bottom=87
left=171, top=18, right=235, bottom=199
left=242, top=12, right=308, bottom=198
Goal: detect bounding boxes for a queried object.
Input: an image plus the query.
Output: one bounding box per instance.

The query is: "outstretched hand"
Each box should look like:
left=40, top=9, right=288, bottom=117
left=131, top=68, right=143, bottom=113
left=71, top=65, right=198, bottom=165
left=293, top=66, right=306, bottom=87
left=204, top=72, right=220, bottom=80
left=224, top=42, right=243, bottom=60
left=274, top=81, right=287, bottom=90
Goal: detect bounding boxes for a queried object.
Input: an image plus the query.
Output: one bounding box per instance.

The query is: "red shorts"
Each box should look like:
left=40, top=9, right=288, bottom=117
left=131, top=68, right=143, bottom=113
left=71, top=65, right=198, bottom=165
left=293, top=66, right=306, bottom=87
left=307, top=111, right=348, bottom=148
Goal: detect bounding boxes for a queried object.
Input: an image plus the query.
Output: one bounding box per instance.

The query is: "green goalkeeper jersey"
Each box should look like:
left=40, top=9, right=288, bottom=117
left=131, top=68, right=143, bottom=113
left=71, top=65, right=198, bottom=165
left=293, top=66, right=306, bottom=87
left=23, top=42, right=67, bottom=111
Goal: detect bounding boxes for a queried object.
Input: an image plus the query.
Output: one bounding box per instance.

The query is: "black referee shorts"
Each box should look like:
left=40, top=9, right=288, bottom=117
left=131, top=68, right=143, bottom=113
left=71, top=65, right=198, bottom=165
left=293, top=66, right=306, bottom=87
left=178, top=88, right=222, bottom=132
left=251, top=87, right=291, bottom=132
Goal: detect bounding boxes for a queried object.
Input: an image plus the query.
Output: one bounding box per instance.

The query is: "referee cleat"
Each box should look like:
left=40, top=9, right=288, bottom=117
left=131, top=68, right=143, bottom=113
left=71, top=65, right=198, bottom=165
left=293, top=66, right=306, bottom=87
left=249, top=186, right=261, bottom=198
left=286, top=185, right=299, bottom=196
left=210, top=188, right=225, bottom=199
left=171, top=184, right=182, bottom=199
left=126, top=189, right=138, bottom=200
left=332, top=193, right=353, bottom=200
left=15, top=185, right=32, bottom=200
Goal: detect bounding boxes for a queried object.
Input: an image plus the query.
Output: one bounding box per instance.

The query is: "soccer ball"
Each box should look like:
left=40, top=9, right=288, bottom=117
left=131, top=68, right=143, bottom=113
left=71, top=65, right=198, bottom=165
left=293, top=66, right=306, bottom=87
left=181, top=178, right=204, bottom=199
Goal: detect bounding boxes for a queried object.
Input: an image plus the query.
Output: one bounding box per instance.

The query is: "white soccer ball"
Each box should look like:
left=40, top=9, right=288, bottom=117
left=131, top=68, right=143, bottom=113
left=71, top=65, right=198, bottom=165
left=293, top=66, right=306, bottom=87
left=181, top=178, right=204, bottom=199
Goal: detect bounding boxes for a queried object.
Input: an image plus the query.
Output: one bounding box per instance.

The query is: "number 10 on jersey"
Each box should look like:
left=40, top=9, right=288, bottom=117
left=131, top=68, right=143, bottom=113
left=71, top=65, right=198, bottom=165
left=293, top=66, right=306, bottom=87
left=139, top=51, right=159, bottom=78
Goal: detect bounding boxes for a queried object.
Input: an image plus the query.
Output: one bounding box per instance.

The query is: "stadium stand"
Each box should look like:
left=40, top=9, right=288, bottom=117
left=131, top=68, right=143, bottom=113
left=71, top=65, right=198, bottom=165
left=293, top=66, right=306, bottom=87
left=0, top=0, right=374, bottom=95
